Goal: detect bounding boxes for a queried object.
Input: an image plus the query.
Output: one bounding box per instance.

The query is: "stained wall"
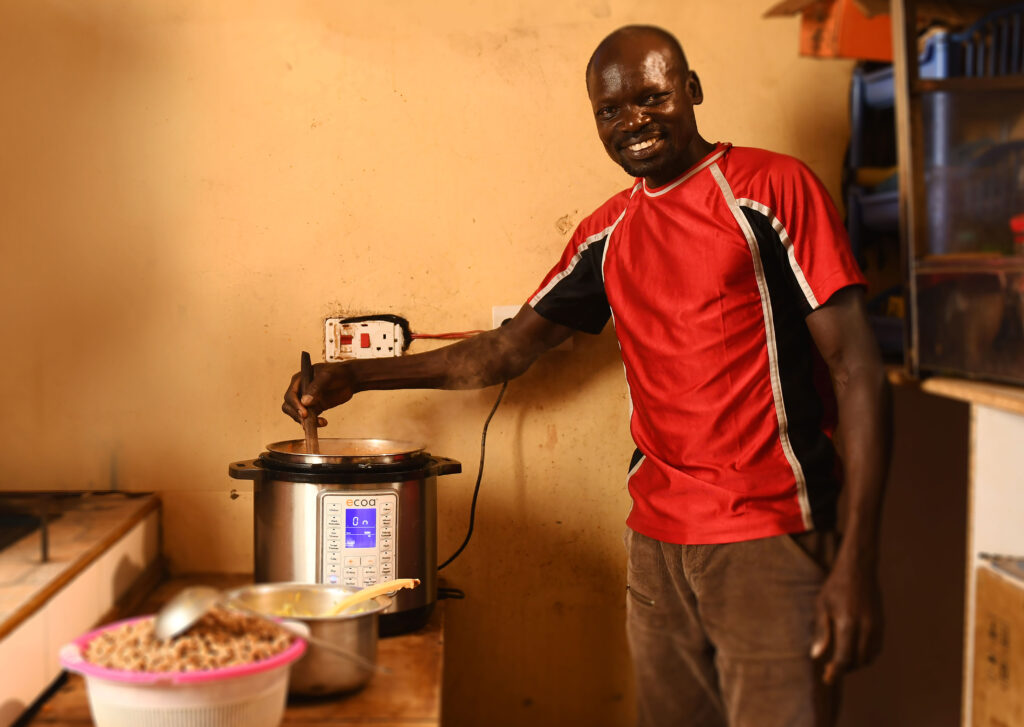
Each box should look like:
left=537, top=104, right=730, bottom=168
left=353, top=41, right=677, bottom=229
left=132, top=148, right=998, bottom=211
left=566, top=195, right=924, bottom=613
left=0, top=2, right=861, bottom=724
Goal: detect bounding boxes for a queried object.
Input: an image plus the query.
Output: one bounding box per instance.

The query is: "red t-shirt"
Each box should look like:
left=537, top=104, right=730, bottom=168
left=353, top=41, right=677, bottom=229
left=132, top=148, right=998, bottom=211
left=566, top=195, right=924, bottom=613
left=530, top=143, right=866, bottom=544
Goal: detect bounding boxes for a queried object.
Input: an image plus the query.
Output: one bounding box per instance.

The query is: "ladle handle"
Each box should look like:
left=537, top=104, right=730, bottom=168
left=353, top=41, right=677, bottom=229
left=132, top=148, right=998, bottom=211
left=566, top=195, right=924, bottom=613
left=299, top=351, right=320, bottom=454
left=227, top=603, right=388, bottom=675
left=279, top=621, right=388, bottom=675
left=328, top=578, right=420, bottom=616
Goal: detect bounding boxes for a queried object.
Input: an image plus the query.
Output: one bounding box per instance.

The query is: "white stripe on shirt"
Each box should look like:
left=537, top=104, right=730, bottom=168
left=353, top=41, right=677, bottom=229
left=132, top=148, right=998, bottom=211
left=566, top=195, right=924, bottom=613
left=709, top=163, right=814, bottom=530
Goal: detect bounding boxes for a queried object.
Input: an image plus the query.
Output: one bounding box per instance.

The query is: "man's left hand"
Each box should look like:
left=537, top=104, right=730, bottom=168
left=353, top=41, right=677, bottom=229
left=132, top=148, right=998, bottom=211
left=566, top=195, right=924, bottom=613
left=811, top=554, right=884, bottom=684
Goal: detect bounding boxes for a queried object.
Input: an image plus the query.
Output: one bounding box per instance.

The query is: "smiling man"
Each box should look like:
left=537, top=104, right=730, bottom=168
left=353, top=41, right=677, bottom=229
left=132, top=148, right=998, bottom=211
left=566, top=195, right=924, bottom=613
left=586, top=27, right=713, bottom=186
left=285, top=25, right=890, bottom=727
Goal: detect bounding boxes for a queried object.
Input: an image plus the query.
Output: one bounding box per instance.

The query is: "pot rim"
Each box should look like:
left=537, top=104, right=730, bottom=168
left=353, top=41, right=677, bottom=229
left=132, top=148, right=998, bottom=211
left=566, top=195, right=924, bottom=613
left=262, top=438, right=427, bottom=468
left=224, top=582, right=393, bottom=621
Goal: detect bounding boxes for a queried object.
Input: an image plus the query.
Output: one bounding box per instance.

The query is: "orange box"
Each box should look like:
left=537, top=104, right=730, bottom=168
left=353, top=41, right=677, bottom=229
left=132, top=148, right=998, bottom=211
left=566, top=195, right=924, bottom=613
left=765, top=0, right=893, bottom=62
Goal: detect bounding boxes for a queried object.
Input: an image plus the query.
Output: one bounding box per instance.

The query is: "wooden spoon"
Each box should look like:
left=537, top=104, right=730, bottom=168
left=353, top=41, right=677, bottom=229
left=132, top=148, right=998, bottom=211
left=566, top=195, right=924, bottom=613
left=328, top=578, right=420, bottom=616
left=299, top=351, right=320, bottom=454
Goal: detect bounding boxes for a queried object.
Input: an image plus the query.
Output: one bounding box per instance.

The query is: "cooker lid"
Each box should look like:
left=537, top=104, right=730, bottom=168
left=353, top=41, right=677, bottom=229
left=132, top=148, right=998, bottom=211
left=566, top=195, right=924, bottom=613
left=262, top=438, right=427, bottom=468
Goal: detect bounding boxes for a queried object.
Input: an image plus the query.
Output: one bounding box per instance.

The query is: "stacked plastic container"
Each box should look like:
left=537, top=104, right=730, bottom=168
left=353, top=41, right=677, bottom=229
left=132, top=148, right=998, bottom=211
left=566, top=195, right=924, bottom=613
left=847, top=5, right=1024, bottom=364
left=915, top=5, right=1024, bottom=384
left=846, top=30, right=959, bottom=261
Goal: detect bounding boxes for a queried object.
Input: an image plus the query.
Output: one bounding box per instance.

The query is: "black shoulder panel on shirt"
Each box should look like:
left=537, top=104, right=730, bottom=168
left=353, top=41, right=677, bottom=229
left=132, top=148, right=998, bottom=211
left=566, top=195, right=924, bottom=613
left=741, top=209, right=814, bottom=317
left=741, top=206, right=839, bottom=531
left=532, top=237, right=611, bottom=335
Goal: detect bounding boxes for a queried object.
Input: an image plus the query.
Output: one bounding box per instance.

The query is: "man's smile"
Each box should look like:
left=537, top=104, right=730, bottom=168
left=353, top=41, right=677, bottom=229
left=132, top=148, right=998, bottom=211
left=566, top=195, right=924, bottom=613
left=621, top=135, right=665, bottom=160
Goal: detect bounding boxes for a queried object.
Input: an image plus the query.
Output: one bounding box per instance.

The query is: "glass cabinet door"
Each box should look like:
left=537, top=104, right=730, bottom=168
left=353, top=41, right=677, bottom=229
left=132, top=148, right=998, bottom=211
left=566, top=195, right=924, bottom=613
left=897, top=3, right=1024, bottom=384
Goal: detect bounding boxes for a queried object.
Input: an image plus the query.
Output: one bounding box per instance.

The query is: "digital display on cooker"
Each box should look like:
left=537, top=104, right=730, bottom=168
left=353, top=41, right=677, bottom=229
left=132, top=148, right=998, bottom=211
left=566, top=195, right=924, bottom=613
left=345, top=507, right=376, bottom=549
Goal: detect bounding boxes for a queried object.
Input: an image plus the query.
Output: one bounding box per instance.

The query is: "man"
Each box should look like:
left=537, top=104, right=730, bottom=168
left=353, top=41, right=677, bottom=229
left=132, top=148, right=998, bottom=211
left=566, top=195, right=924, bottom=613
left=284, top=25, right=890, bottom=727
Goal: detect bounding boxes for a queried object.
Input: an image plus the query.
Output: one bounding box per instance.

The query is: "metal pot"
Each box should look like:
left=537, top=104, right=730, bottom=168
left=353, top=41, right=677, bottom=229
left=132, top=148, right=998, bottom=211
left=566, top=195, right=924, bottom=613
left=226, top=582, right=390, bottom=696
left=229, top=438, right=461, bottom=635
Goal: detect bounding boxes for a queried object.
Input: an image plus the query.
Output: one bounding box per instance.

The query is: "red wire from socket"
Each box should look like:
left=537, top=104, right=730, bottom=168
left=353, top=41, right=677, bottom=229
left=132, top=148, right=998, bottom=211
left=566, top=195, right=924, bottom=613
left=411, top=331, right=485, bottom=340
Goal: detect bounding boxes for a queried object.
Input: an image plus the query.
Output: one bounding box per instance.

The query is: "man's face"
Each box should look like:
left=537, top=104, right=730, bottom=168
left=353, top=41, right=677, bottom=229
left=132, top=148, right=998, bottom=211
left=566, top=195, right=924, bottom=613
left=587, top=39, right=704, bottom=187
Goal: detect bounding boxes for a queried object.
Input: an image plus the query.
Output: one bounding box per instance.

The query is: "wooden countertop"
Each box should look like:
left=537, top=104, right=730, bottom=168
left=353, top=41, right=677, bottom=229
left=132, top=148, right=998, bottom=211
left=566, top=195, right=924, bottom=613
left=887, top=366, right=1024, bottom=417
left=24, top=573, right=444, bottom=726
left=0, top=493, right=160, bottom=642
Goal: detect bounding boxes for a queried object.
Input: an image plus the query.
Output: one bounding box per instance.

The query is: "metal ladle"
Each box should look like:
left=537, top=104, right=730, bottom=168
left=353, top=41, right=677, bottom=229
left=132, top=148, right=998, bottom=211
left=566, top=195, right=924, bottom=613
left=153, top=586, right=387, bottom=674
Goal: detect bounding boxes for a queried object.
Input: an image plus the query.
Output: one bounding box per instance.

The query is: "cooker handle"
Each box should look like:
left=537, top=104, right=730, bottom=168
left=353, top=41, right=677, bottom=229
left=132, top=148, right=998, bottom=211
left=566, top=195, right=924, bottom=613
left=429, top=456, right=462, bottom=477
left=228, top=460, right=262, bottom=481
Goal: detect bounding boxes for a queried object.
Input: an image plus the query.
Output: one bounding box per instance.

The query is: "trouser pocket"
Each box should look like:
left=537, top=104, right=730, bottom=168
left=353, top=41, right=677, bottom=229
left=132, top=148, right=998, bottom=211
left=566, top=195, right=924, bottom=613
left=626, top=584, right=656, bottom=607
left=777, top=530, right=838, bottom=578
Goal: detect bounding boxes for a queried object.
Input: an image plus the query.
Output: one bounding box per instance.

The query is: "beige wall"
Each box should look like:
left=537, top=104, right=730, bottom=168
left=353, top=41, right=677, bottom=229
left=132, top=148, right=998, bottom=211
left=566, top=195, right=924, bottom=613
left=0, top=2, right=855, bottom=724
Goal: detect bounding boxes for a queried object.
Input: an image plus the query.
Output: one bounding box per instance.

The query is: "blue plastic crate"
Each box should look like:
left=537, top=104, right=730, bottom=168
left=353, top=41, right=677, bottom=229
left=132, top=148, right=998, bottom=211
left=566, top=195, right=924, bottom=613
left=955, top=5, right=1024, bottom=77
left=859, top=31, right=959, bottom=109
left=855, top=5, right=1024, bottom=112
left=846, top=183, right=900, bottom=262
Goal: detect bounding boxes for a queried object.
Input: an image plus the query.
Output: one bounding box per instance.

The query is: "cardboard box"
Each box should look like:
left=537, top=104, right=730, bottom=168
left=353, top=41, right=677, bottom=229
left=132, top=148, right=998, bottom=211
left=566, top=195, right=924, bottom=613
left=973, top=557, right=1024, bottom=727
left=765, top=0, right=893, bottom=62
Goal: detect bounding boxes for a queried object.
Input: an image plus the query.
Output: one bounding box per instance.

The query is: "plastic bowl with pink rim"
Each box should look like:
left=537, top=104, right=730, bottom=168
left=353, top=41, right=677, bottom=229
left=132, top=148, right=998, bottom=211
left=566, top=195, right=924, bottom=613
left=59, top=615, right=307, bottom=727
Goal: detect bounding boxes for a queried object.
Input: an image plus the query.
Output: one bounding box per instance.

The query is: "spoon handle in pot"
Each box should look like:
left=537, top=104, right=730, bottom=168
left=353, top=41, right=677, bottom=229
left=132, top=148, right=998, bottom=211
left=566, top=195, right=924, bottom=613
left=299, top=351, right=320, bottom=454
left=328, top=578, right=420, bottom=616
left=275, top=619, right=389, bottom=675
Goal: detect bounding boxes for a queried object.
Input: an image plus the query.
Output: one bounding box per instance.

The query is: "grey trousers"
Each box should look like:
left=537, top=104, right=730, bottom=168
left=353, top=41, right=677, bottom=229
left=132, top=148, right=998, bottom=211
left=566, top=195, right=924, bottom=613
left=625, top=528, right=839, bottom=727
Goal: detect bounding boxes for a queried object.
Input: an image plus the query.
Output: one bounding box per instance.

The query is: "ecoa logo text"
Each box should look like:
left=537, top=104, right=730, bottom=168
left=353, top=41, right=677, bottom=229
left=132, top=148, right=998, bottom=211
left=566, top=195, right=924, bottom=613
left=346, top=498, right=376, bottom=507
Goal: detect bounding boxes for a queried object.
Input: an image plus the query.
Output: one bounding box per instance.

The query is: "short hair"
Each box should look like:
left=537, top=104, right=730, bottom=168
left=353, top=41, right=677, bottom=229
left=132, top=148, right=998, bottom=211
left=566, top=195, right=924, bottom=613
left=585, top=25, right=689, bottom=87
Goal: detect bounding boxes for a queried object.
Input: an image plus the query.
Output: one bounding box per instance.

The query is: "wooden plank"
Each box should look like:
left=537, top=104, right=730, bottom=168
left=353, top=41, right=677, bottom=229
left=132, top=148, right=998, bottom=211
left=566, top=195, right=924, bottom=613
left=888, top=369, right=1024, bottom=418
left=917, top=76, right=1024, bottom=94
left=26, top=676, right=92, bottom=725
left=921, top=377, right=1024, bottom=417
left=891, top=0, right=924, bottom=376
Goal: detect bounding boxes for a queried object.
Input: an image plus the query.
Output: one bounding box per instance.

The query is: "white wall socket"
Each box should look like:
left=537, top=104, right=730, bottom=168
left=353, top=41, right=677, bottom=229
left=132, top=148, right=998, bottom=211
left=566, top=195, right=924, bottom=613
left=491, top=305, right=572, bottom=351
left=325, top=318, right=405, bottom=361
left=492, top=305, right=521, bottom=329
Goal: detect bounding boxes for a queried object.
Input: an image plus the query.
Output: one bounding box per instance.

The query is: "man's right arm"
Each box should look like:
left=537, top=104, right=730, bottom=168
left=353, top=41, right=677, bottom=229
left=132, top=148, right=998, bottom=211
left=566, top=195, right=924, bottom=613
left=282, top=305, right=573, bottom=426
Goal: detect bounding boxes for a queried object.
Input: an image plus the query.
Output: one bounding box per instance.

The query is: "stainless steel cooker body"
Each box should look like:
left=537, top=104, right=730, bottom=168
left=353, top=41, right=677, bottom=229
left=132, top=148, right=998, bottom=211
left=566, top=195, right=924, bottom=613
left=229, top=439, right=461, bottom=636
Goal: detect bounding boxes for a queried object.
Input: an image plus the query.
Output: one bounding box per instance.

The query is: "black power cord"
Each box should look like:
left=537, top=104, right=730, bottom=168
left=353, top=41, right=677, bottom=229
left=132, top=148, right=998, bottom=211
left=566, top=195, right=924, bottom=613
left=438, top=380, right=508, bottom=571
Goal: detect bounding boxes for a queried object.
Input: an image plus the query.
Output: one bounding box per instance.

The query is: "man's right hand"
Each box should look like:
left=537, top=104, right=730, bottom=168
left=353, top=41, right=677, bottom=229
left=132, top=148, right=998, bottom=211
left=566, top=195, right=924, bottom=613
left=281, top=360, right=357, bottom=427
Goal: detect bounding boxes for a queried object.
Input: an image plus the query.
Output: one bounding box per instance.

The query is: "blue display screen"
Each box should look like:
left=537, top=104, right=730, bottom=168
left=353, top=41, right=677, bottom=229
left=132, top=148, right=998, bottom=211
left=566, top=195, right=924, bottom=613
left=345, top=507, right=376, bottom=549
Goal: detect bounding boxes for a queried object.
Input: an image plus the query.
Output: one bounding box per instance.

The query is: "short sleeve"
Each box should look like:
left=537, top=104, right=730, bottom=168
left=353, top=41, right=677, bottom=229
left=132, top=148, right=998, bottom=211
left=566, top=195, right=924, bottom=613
left=770, top=159, right=867, bottom=311
left=527, top=191, right=631, bottom=334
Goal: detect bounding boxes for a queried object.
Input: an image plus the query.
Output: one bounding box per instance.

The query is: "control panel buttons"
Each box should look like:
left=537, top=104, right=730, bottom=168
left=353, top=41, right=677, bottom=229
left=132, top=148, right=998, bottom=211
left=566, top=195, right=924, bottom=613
left=319, top=491, right=398, bottom=587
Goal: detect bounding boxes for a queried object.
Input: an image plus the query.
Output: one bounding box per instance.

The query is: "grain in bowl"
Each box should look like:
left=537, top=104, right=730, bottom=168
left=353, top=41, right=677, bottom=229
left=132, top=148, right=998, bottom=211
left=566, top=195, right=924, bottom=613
left=59, top=609, right=306, bottom=727
left=83, top=607, right=292, bottom=672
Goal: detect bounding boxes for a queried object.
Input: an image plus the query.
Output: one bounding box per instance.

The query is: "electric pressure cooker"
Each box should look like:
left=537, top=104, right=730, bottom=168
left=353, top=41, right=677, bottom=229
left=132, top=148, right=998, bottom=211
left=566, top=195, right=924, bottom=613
left=229, top=438, right=461, bottom=635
